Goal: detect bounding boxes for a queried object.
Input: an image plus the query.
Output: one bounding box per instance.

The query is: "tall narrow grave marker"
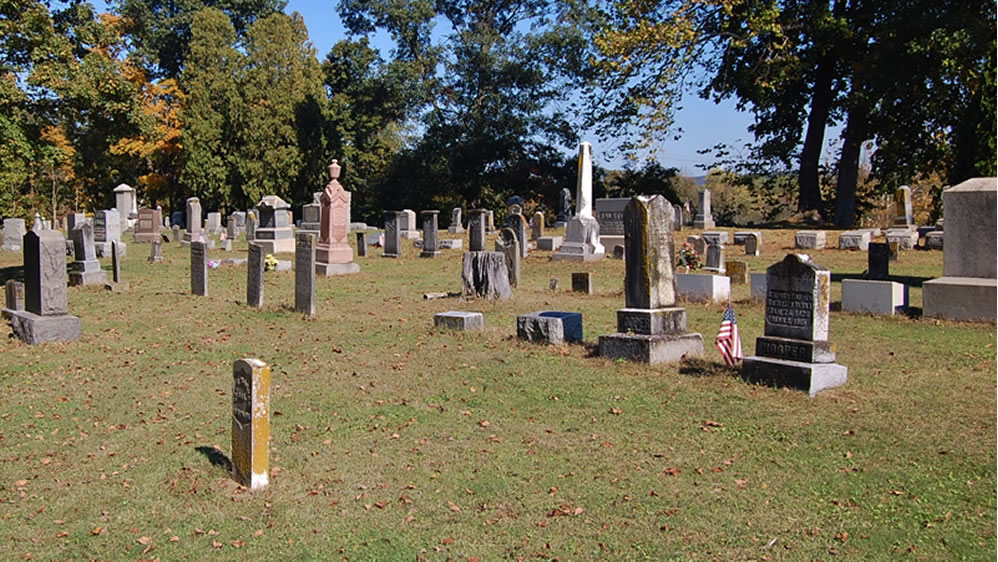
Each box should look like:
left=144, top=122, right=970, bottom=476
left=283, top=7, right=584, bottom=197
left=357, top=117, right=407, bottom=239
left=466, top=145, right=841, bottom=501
left=231, top=358, right=270, bottom=489
left=295, top=233, right=316, bottom=316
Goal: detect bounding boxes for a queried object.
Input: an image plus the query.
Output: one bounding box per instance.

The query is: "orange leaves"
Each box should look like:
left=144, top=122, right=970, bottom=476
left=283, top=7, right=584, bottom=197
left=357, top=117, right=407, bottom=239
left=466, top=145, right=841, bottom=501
left=546, top=504, right=584, bottom=517
left=663, top=467, right=681, bottom=476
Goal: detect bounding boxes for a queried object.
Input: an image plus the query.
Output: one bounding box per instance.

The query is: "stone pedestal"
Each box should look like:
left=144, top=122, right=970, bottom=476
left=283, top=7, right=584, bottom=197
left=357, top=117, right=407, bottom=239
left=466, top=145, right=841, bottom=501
left=315, top=160, right=359, bottom=274
left=676, top=273, right=730, bottom=303
left=550, top=216, right=604, bottom=261
left=742, top=357, right=848, bottom=397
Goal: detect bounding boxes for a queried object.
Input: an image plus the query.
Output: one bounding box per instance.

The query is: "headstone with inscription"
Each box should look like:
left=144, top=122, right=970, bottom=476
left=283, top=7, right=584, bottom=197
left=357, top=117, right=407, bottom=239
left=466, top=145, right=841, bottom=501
left=10, top=230, right=81, bottom=344
left=744, top=233, right=760, bottom=256
left=2, top=218, right=25, bottom=251
left=190, top=241, right=207, bottom=296
left=892, top=185, right=914, bottom=228
left=68, top=224, right=107, bottom=286
left=133, top=207, right=161, bottom=243
left=295, top=232, right=316, bottom=316
left=254, top=196, right=295, bottom=254
left=504, top=208, right=528, bottom=258
left=399, top=209, right=420, bottom=239
left=595, top=197, right=628, bottom=251
left=555, top=188, right=572, bottom=227
left=704, top=243, right=725, bottom=273
left=598, top=195, right=704, bottom=364
left=383, top=211, right=401, bottom=258
left=94, top=209, right=125, bottom=258
left=571, top=272, right=593, bottom=295
left=231, top=358, right=270, bottom=489
left=246, top=242, right=264, bottom=308
left=497, top=228, right=520, bottom=287
left=182, top=197, right=202, bottom=245
left=741, top=254, right=847, bottom=396
left=552, top=142, right=605, bottom=262
left=468, top=209, right=486, bottom=252
left=315, top=160, right=360, bottom=275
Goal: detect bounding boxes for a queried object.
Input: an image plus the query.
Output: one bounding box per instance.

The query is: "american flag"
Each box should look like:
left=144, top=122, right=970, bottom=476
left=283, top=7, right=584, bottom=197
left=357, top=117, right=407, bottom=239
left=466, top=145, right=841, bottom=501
left=715, top=305, right=743, bottom=368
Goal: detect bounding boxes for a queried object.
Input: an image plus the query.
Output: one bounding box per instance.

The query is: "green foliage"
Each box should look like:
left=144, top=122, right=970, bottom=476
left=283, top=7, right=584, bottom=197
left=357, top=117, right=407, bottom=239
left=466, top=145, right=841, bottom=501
left=603, top=160, right=681, bottom=202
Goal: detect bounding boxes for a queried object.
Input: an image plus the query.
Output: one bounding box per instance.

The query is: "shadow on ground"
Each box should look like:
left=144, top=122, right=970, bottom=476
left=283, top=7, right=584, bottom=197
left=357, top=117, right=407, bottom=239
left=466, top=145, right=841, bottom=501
left=195, top=446, right=232, bottom=472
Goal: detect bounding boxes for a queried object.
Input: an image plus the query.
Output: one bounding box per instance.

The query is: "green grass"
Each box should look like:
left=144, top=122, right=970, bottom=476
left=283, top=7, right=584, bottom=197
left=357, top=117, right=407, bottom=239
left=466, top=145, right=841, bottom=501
left=0, top=226, right=993, bottom=560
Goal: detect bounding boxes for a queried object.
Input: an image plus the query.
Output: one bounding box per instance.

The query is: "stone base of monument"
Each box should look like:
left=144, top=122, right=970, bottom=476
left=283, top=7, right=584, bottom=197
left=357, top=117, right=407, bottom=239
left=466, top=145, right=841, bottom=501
left=922, top=276, right=997, bottom=322
left=10, top=311, right=81, bottom=344
left=598, top=235, right=623, bottom=252
left=253, top=238, right=295, bottom=254
left=599, top=332, right=704, bottom=364
left=96, top=241, right=126, bottom=258
left=549, top=241, right=604, bottom=262
left=536, top=236, right=562, bottom=251
left=420, top=247, right=440, bottom=258
left=693, top=217, right=715, bottom=230
left=69, top=261, right=108, bottom=286
left=461, top=251, right=512, bottom=301
left=741, top=356, right=847, bottom=397
left=517, top=311, right=582, bottom=345
left=702, top=231, right=728, bottom=245
left=315, top=262, right=360, bottom=276
left=551, top=217, right=604, bottom=262
left=434, top=311, right=483, bottom=331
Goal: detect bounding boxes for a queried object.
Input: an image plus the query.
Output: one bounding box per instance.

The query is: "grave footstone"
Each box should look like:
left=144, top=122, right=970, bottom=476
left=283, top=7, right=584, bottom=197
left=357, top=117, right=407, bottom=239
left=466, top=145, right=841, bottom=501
left=420, top=210, right=440, bottom=258
left=148, top=238, right=163, bottom=263
left=676, top=273, right=730, bottom=303
left=551, top=142, right=605, bottom=261
left=693, top=189, right=715, bottom=229
left=315, top=160, right=360, bottom=275
left=741, top=254, right=848, bottom=396
left=2, top=218, right=26, bottom=251
left=842, top=279, right=907, bottom=316
left=2, top=279, right=24, bottom=319
left=838, top=231, right=871, bottom=251
left=10, top=230, right=81, bottom=344
left=498, top=228, right=520, bottom=287
left=246, top=243, right=264, bottom=308
left=231, top=358, right=270, bottom=489
left=886, top=228, right=918, bottom=250
left=295, top=233, right=316, bottom=316
left=383, top=211, right=402, bottom=258
left=356, top=231, right=368, bottom=257
left=598, top=195, right=704, bottom=363
left=536, top=236, right=562, bottom=251
left=572, top=272, right=593, bottom=295
left=69, top=224, right=107, bottom=286
left=448, top=208, right=465, bottom=234
left=190, top=241, right=207, bottom=296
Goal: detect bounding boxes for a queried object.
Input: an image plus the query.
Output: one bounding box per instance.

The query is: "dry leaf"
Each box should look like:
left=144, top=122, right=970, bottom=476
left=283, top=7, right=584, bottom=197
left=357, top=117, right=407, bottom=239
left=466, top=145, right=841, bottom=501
left=478, top=420, right=490, bottom=428
left=663, top=467, right=681, bottom=476
left=253, top=530, right=264, bottom=537
left=609, top=408, right=622, bottom=415
left=137, top=536, right=152, bottom=545
left=232, top=540, right=245, bottom=548
left=447, top=501, right=461, bottom=512
left=211, top=540, right=223, bottom=549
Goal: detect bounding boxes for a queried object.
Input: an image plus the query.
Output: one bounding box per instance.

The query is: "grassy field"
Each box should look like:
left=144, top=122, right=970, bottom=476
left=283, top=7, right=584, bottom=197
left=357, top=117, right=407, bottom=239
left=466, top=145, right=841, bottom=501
left=0, top=226, right=994, bottom=560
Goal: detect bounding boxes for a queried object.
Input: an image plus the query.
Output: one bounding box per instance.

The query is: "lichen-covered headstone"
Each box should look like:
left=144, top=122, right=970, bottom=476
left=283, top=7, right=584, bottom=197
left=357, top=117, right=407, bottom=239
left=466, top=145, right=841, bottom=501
left=231, top=359, right=270, bottom=489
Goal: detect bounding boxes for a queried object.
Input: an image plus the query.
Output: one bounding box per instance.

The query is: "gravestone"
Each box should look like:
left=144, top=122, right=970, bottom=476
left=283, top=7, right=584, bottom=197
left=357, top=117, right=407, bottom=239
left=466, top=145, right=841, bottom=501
left=794, top=230, right=826, bottom=249
left=536, top=235, right=562, bottom=251
left=227, top=211, right=247, bottom=240
left=744, top=233, right=760, bottom=256
left=485, top=210, right=496, bottom=233
left=461, top=251, right=512, bottom=301
left=94, top=209, right=125, bottom=258
left=113, top=183, right=137, bottom=231
left=733, top=231, right=761, bottom=245
left=170, top=225, right=181, bottom=243
left=551, top=142, right=605, bottom=261
left=10, top=230, right=82, bottom=344
left=692, top=236, right=707, bottom=257
left=295, top=233, right=316, bottom=316
left=554, top=187, right=572, bottom=227
left=190, top=241, right=207, bottom=296
left=613, top=244, right=624, bottom=259
left=701, top=231, right=728, bottom=245
left=434, top=311, right=483, bottom=331
left=838, top=231, right=871, bottom=251
left=498, top=228, right=520, bottom=287
left=254, top=196, right=295, bottom=254
left=170, top=211, right=183, bottom=227
left=246, top=242, right=264, bottom=308
left=886, top=228, right=918, bottom=250
left=69, top=224, right=107, bottom=286
left=133, top=207, right=161, bottom=243
left=924, top=230, right=943, bottom=250
left=383, top=211, right=402, bottom=258
left=595, top=197, right=628, bottom=251
left=726, top=260, right=748, bottom=284
left=572, top=272, right=593, bottom=295
left=299, top=202, right=321, bottom=236
left=420, top=210, right=440, bottom=258
left=448, top=207, right=465, bottom=234
left=355, top=231, right=368, bottom=257
left=148, top=238, right=162, bottom=263
left=205, top=212, right=222, bottom=233
left=66, top=212, right=85, bottom=232
left=315, top=160, right=360, bottom=275
left=892, top=185, right=914, bottom=228
left=867, top=242, right=890, bottom=280
left=245, top=212, right=257, bottom=241
left=673, top=205, right=683, bottom=231
left=231, top=358, right=270, bottom=489
left=517, top=311, right=583, bottom=345
left=2, top=280, right=24, bottom=319
left=704, top=243, right=725, bottom=273
left=676, top=273, right=730, bottom=303
left=439, top=239, right=462, bottom=249
left=399, top=209, right=420, bottom=239
left=468, top=209, right=487, bottom=252
left=182, top=197, right=202, bottom=245
left=504, top=208, right=528, bottom=258
left=693, top=189, right=715, bottom=229
left=2, top=218, right=25, bottom=251
left=110, top=241, right=125, bottom=286
left=598, top=195, right=704, bottom=363
left=531, top=211, right=544, bottom=241
left=842, top=279, right=907, bottom=316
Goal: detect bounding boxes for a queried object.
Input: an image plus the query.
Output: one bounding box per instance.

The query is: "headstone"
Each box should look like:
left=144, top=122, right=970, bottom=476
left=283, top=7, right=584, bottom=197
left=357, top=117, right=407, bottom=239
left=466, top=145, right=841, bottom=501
left=498, top=227, right=520, bottom=287
left=299, top=203, right=321, bottom=235
left=732, top=231, right=761, bottom=245
left=182, top=197, right=202, bottom=245
left=517, top=311, right=583, bottom=345
left=923, top=177, right=997, bottom=322
left=246, top=242, right=264, bottom=308
left=838, top=231, right=871, bottom=251
left=111, top=241, right=122, bottom=283
left=2, top=218, right=26, bottom=251
left=693, top=189, right=715, bottom=229
left=744, top=233, right=759, bottom=256
left=536, top=236, right=562, bottom=251
left=595, top=197, right=628, bottom=251
left=205, top=212, right=222, bottom=233
left=549, top=278, right=559, bottom=290
left=434, top=311, right=484, bottom=331
left=924, top=230, right=943, bottom=250
left=66, top=212, right=85, bottom=232
left=675, top=273, right=730, bottom=302
left=672, top=205, right=683, bottom=231
left=94, top=209, right=125, bottom=258
left=245, top=212, right=257, bottom=241
left=571, top=272, right=593, bottom=295
left=598, top=195, right=704, bottom=363
left=842, top=279, right=907, bottom=316
left=113, top=183, right=137, bottom=231
left=892, top=185, right=914, bottom=228
left=794, top=230, right=826, bottom=249
left=170, top=211, right=183, bottom=227
left=468, top=209, right=487, bottom=252
left=355, top=231, right=368, bottom=257
left=461, top=251, right=512, bottom=301
left=383, top=211, right=401, bottom=258
left=295, top=232, right=316, bottom=316
left=867, top=242, right=889, bottom=280
left=531, top=211, right=544, bottom=241
left=171, top=225, right=181, bottom=243
left=554, top=187, right=572, bottom=227
left=741, top=254, right=848, bottom=396
left=148, top=238, right=162, bottom=263
left=725, top=260, right=748, bottom=284
left=885, top=228, right=918, bottom=250
left=190, top=241, right=207, bottom=296
left=420, top=210, right=440, bottom=258
left=253, top=196, right=295, bottom=254
left=2, top=279, right=24, bottom=320
left=10, top=230, right=82, bottom=344
left=750, top=272, right=767, bottom=302
left=551, top=142, right=605, bottom=262
left=399, top=209, right=420, bottom=239
left=230, top=358, right=270, bottom=489
left=315, top=160, right=360, bottom=275
left=448, top=208, right=465, bottom=234
left=68, top=224, right=107, bottom=286
left=504, top=210, right=528, bottom=258
left=133, top=207, right=161, bottom=243
left=612, top=244, right=624, bottom=259
left=704, top=243, right=725, bottom=273
left=485, top=210, right=495, bottom=233
left=692, top=236, right=707, bottom=257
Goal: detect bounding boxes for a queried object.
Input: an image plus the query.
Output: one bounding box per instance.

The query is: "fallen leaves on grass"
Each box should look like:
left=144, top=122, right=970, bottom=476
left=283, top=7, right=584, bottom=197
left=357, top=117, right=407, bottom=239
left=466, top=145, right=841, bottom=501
left=663, top=467, right=681, bottom=476
left=447, top=501, right=461, bottom=512
left=546, top=505, right=583, bottom=517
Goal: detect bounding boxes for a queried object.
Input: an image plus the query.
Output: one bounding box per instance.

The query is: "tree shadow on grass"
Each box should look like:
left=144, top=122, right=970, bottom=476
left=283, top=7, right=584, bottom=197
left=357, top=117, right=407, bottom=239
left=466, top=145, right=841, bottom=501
left=678, top=357, right=739, bottom=378
left=195, top=446, right=232, bottom=473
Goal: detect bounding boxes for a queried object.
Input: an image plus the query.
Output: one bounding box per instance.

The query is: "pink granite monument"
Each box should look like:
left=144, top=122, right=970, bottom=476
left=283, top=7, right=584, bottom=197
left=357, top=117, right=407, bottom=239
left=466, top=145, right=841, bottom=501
left=316, top=160, right=360, bottom=275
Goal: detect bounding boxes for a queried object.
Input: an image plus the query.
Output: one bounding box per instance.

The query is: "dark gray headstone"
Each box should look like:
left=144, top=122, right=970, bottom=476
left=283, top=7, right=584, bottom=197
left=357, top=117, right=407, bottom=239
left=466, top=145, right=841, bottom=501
left=383, top=211, right=401, bottom=258
left=355, top=231, right=367, bottom=257
left=499, top=228, right=520, bottom=287
left=705, top=243, right=725, bottom=272
left=295, top=233, right=316, bottom=316
left=190, top=241, right=207, bottom=296
left=868, top=243, right=889, bottom=280
left=763, top=254, right=829, bottom=342
left=468, top=209, right=487, bottom=251
left=4, top=279, right=24, bottom=315
left=24, top=230, right=68, bottom=315
left=111, top=241, right=121, bottom=283
left=420, top=210, right=440, bottom=258
left=247, top=243, right=264, bottom=308
left=572, top=272, right=593, bottom=295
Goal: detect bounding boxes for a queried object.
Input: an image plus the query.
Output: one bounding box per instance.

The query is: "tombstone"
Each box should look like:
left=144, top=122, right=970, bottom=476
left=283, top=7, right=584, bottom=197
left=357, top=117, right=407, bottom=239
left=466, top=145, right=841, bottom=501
left=551, top=142, right=605, bottom=262
left=111, top=241, right=122, bottom=283
left=701, top=231, right=728, bottom=245
left=571, top=272, right=593, bottom=295
left=498, top=227, right=520, bottom=287
left=505, top=195, right=525, bottom=215
left=692, top=236, right=707, bottom=257
left=68, top=224, right=107, bottom=286
left=227, top=211, right=247, bottom=240
left=66, top=212, right=85, bottom=232
left=794, top=230, right=826, bottom=249
left=741, top=254, right=848, bottom=396
left=383, top=211, right=402, bottom=258
left=555, top=188, right=572, bottom=227
left=355, top=231, right=368, bottom=257
left=693, top=189, right=715, bottom=229
left=253, top=196, right=295, bottom=254
left=485, top=210, right=496, bottom=233
left=434, top=311, right=483, bottom=331
left=314, top=161, right=360, bottom=275
left=468, top=209, right=487, bottom=252
left=598, top=195, right=704, bottom=363
left=923, top=177, right=997, bottom=322
left=461, top=250, right=512, bottom=301
left=205, top=212, right=222, bottom=233
left=924, top=230, right=943, bottom=250
left=190, top=241, right=207, bottom=296
left=60, top=216, right=68, bottom=232
left=182, top=197, right=202, bottom=245
left=148, top=238, right=163, bottom=263
left=549, top=278, right=559, bottom=291
left=2, top=218, right=26, bottom=251
left=837, top=231, right=871, bottom=251
left=892, top=185, right=914, bottom=228
left=504, top=209, right=528, bottom=258
left=230, top=358, right=270, bottom=489
left=10, top=230, right=82, bottom=344
left=704, top=243, right=725, bottom=273
left=439, top=239, right=462, bottom=250
left=867, top=242, right=890, bottom=280
left=245, top=212, right=257, bottom=242
left=295, top=233, right=316, bottom=316
left=94, top=209, right=125, bottom=258
left=398, top=209, right=420, bottom=239
left=133, top=208, right=161, bottom=243
left=170, top=211, right=184, bottom=227
left=299, top=202, right=320, bottom=236
left=448, top=208, right=465, bottom=234
left=842, top=279, right=907, bottom=316
left=2, top=280, right=24, bottom=320
left=744, top=233, right=760, bottom=256
left=733, top=231, right=761, bottom=246
left=32, top=213, right=42, bottom=232
left=595, top=197, right=628, bottom=251
left=672, top=205, right=683, bottom=231
left=675, top=273, right=730, bottom=303
left=517, top=311, right=583, bottom=345
left=171, top=224, right=181, bottom=243
left=725, top=260, right=748, bottom=284
left=536, top=236, right=562, bottom=252
left=113, top=183, right=137, bottom=231
left=885, top=228, right=918, bottom=250
left=750, top=272, right=767, bottom=302
left=420, top=210, right=440, bottom=258
left=246, top=242, right=264, bottom=308
left=612, top=244, right=624, bottom=259
left=531, top=211, right=544, bottom=241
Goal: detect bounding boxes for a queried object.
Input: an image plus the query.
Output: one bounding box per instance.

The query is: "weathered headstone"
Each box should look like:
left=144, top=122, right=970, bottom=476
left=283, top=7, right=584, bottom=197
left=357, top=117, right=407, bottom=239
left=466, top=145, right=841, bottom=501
left=693, top=189, right=715, bottom=229
left=842, top=279, right=907, bottom=316
left=2, top=280, right=24, bottom=319
left=399, top=209, right=420, bottom=239
left=725, top=260, right=748, bottom=284
left=498, top=228, right=520, bottom=287
left=924, top=230, right=943, bottom=250
left=742, top=254, right=848, bottom=396
left=704, top=243, right=725, bottom=273
left=2, top=218, right=26, bottom=251
left=254, top=196, right=295, bottom=254
left=595, top=197, right=628, bottom=251
left=572, top=272, right=593, bottom=295
left=295, top=232, right=316, bottom=316
left=598, top=195, right=704, bottom=363
left=68, top=224, right=107, bottom=286
left=170, top=211, right=183, bottom=227
left=892, top=185, right=914, bottom=228
left=886, top=228, right=918, bottom=250
left=246, top=242, right=264, bottom=308
left=231, top=358, right=270, bottom=489
left=148, top=238, right=162, bottom=263
left=733, top=231, right=761, bottom=245
left=113, top=183, right=137, bottom=231
left=10, top=230, right=82, bottom=344
left=517, top=311, right=583, bottom=345
left=420, top=210, right=440, bottom=258
left=245, top=211, right=257, bottom=241
left=94, top=209, right=125, bottom=258
left=531, top=211, right=544, bottom=240
left=355, top=231, right=368, bottom=257
left=504, top=209, right=528, bottom=258
left=838, top=231, right=871, bottom=251
left=434, top=311, right=483, bottom=331
left=794, top=230, right=826, bottom=249
left=867, top=242, right=889, bottom=280
left=111, top=241, right=122, bottom=283
left=673, top=204, right=683, bottom=231
left=171, top=225, right=181, bottom=243
left=551, top=142, right=605, bottom=262
left=32, top=213, right=42, bottom=232
left=485, top=210, right=496, bottom=233
left=315, top=160, right=360, bottom=275
left=133, top=207, right=161, bottom=243
left=744, top=233, right=760, bottom=256
left=383, top=211, right=401, bottom=258
left=612, top=244, right=624, bottom=259
left=190, top=241, right=207, bottom=296
left=554, top=188, right=572, bottom=227
left=205, top=212, right=222, bottom=233
left=461, top=250, right=512, bottom=301
left=299, top=202, right=321, bottom=235
left=182, top=197, right=202, bottom=245
left=701, top=231, right=728, bottom=246
left=468, top=209, right=487, bottom=252
left=448, top=208, right=465, bottom=234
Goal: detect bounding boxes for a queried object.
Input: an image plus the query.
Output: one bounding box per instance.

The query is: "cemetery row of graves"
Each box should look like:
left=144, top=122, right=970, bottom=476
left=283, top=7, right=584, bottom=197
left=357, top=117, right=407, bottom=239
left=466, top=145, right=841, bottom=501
left=0, top=153, right=994, bottom=558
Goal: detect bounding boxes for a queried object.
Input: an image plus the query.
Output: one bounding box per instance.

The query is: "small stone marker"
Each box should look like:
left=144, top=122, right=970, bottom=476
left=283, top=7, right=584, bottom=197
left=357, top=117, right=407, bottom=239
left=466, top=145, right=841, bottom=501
left=148, top=238, right=163, bottom=263
left=886, top=228, right=918, bottom=250
left=468, top=209, right=487, bottom=252
left=744, top=233, right=759, bottom=256
left=794, top=230, right=826, bottom=249
left=517, top=311, right=583, bottom=345
left=725, top=260, right=748, bottom=284
left=924, top=230, right=943, bottom=250
left=2, top=279, right=24, bottom=319
left=536, top=235, right=562, bottom=251
left=104, top=241, right=128, bottom=291
left=231, top=358, right=270, bottom=489
left=433, top=311, right=484, bottom=331
left=355, top=231, right=367, bottom=256
left=448, top=208, right=464, bottom=234
left=549, top=278, right=559, bottom=291
left=498, top=228, right=520, bottom=287
left=571, top=272, right=593, bottom=295
left=531, top=211, right=544, bottom=240
left=733, top=231, right=761, bottom=245
left=247, top=242, right=264, bottom=308
left=675, top=273, right=730, bottom=303
left=420, top=210, right=440, bottom=258
left=295, top=232, right=316, bottom=316
left=867, top=243, right=889, bottom=280
left=69, top=224, right=107, bottom=286
left=742, top=254, right=848, bottom=396
left=383, top=210, right=401, bottom=258
left=842, top=279, right=907, bottom=315
left=190, top=241, right=207, bottom=296
left=10, top=230, right=82, bottom=344
left=838, top=231, right=871, bottom=251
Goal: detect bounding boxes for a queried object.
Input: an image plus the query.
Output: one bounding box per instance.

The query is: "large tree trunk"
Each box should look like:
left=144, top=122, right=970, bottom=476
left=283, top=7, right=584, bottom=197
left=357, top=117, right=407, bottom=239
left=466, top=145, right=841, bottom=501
left=797, top=56, right=835, bottom=217
left=835, top=102, right=866, bottom=227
